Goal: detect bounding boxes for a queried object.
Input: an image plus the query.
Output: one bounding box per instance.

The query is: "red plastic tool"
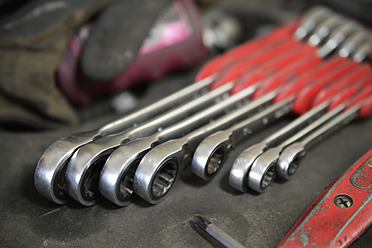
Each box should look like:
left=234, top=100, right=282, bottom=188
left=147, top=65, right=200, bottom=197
left=194, top=19, right=299, bottom=82
left=277, top=148, right=372, bottom=248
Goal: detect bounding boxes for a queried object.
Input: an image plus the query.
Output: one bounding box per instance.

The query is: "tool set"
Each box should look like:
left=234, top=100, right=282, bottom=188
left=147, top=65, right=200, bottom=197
left=34, top=6, right=372, bottom=209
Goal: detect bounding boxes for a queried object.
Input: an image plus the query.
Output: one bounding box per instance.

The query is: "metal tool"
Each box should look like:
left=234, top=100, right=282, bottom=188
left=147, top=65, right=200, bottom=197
left=34, top=75, right=215, bottom=204
left=229, top=63, right=371, bottom=191
left=317, top=22, right=359, bottom=58
left=352, top=39, right=372, bottom=62
left=193, top=56, right=361, bottom=182
left=246, top=83, right=372, bottom=193
left=338, top=29, right=370, bottom=58
left=277, top=148, right=372, bottom=248
left=34, top=20, right=296, bottom=205
left=99, top=37, right=304, bottom=206
left=195, top=20, right=298, bottom=83
left=63, top=82, right=234, bottom=206
left=294, top=6, right=332, bottom=40
left=277, top=86, right=372, bottom=179
left=101, top=84, right=268, bottom=206
left=193, top=215, right=245, bottom=248
left=230, top=63, right=369, bottom=193
left=308, top=15, right=343, bottom=47
left=247, top=104, right=345, bottom=193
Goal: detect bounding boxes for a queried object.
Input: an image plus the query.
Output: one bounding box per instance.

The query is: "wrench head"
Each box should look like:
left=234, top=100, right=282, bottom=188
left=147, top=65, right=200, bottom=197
left=248, top=148, right=280, bottom=193
left=133, top=140, right=185, bottom=204
left=99, top=140, right=152, bottom=207
left=65, top=143, right=113, bottom=206
left=191, top=131, right=230, bottom=181
left=34, top=131, right=98, bottom=204
left=277, top=143, right=306, bottom=179
left=229, top=143, right=266, bottom=192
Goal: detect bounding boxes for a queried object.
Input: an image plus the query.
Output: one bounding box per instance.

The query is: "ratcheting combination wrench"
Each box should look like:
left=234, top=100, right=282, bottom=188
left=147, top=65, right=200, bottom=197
left=229, top=70, right=372, bottom=192
left=71, top=24, right=307, bottom=206
left=101, top=34, right=318, bottom=206
left=34, top=16, right=299, bottom=205
left=34, top=75, right=215, bottom=204
left=34, top=6, right=372, bottom=206
left=277, top=85, right=372, bottom=180
left=192, top=52, right=369, bottom=180
left=243, top=81, right=372, bottom=193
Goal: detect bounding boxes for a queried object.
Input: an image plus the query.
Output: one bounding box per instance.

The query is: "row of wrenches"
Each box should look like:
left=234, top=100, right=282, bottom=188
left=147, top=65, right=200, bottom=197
left=35, top=6, right=372, bottom=206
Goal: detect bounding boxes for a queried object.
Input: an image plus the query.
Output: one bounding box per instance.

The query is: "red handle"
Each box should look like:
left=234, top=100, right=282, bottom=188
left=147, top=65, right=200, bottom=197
left=212, top=38, right=300, bottom=88
left=232, top=42, right=317, bottom=94
left=253, top=54, right=322, bottom=98
left=312, top=66, right=372, bottom=107
left=292, top=60, right=359, bottom=114
left=274, top=56, right=349, bottom=104
left=277, top=149, right=372, bottom=248
left=194, top=19, right=298, bottom=82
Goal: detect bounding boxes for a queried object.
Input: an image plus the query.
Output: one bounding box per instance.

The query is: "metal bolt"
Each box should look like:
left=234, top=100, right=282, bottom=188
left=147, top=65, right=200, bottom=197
left=333, top=194, right=353, bottom=209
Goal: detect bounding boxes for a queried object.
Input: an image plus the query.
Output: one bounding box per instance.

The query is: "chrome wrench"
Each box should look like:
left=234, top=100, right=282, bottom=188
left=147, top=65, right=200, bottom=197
left=195, top=55, right=363, bottom=182
left=308, top=15, right=343, bottom=47
left=34, top=75, right=215, bottom=204
left=277, top=87, right=372, bottom=179
left=338, top=29, right=371, bottom=58
left=247, top=81, right=372, bottom=193
left=229, top=69, right=371, bottom=191
left=133, top=89, right=276, bottom=205
left=91, top=85, right=259, bottom=206
left=294, top=6, right=332, bottom=40
left=63, top=82, right=234, bottom=206
left=317, top=22, right=359, bottom=58
left=230, top=62, right=367, bottom=192
left=247, top=104, right=346, bottom=193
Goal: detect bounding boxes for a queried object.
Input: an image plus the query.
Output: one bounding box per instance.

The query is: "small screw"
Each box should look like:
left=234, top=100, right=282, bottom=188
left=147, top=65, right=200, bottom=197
left=334, top=194, right=353, bottom=209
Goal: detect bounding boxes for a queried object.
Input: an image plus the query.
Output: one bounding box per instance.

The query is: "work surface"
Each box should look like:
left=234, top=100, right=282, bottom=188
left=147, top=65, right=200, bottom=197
left=1, top=72, right=372, bottom=248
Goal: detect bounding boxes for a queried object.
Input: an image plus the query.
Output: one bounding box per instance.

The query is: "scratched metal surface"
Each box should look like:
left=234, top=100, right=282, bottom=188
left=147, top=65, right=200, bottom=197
left=0, top=69, right=371, bottom=248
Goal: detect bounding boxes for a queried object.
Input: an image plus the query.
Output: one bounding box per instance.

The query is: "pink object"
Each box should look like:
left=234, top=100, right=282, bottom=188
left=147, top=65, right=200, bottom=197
left=57, top=0, right=206, bottom=105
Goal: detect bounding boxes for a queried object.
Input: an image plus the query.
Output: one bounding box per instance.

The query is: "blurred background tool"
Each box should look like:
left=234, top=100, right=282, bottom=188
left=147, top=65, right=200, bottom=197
left=193, top=215, right=245, bottom=248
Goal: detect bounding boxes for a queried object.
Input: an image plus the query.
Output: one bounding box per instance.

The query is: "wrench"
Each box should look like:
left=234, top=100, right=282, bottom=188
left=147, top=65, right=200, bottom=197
left=34, top=75, right=215, bottom=204
left=308, top=15, right=343, bottom=47
left=247, top=83, right=372, bottom=193
left=317, top=22, right=359, bottom=58
left=338, top=29, right=371, bottom=58
left=195, top=56, right=361, bottom=182
left=133, top=90, right=277, bottom=204
left=352, top=39, right=372, bottom=62
left=277, top=85, right=372, bottom=179
left=63, top=82, right=234, bottom=206
left=34, top=19, right=299, bottom=205
left=98, top=38, right=302, bottom=206
left=229, top=62, right=368, bottom=192
left=294, top=6, right=332, bottom=40
left=247, top=104, right=346, bottom=193
left=96, top=85, right=260, bottom=206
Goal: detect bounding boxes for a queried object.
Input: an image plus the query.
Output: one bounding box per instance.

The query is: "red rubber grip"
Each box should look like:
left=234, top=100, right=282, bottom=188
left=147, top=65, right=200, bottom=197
left=293, top=60, right=359, bottom=114
left=254, top=54, right=322, bottom=98
left=312, top=66, right=372, bottom=107
left=194, top=19, right=298, bottom=82
left=232, top=42, right=317, bottom=94
left=212, top=38, right=300, bottom=88
left=274, top=56, right=348, bottom=104
left=359, top=97, right=372, bottom=118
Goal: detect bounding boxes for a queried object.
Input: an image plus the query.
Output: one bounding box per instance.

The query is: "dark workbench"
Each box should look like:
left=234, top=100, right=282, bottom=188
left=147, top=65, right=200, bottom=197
left=1, top=69, right=371, bottom=247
